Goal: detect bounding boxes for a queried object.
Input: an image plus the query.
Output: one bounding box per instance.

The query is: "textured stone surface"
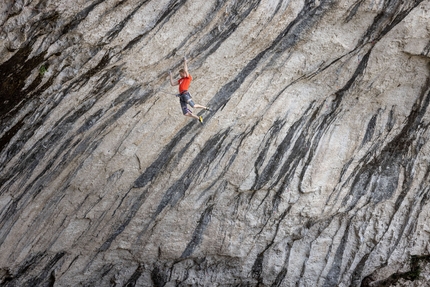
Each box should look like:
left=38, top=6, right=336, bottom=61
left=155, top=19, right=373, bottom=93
left=1, top=0, right=430, bottom=286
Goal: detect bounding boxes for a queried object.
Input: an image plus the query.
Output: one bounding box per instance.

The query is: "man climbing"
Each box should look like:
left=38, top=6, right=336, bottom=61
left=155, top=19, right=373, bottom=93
left=169, top=57, right=210, bottom=124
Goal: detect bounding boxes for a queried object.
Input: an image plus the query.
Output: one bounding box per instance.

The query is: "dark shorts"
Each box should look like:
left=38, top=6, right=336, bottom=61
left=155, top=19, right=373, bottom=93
left=178, top=91, right=195, bottom=115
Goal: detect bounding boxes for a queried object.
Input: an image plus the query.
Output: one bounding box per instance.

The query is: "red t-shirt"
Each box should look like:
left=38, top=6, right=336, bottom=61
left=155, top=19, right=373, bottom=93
left=178, top=74, right=192, bottom=93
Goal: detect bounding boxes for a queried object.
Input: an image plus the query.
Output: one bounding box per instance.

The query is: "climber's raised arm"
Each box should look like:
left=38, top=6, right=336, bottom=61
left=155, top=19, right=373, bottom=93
left=182, top=57, right=189, bottom=77
left=169, top=70, right=177, bottom=86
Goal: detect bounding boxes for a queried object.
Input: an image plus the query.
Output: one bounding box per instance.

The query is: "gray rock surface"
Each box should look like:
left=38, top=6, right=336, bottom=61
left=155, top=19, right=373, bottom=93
left=1, top=0, right=430, bottom=286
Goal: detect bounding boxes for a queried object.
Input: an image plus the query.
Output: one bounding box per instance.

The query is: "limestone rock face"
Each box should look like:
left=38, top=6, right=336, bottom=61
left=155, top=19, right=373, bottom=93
left=1, top=0, right=430, bottom=286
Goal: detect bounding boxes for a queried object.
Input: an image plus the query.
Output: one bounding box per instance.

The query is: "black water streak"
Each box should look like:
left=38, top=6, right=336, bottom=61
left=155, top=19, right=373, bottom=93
left=361, top=113, right=378, bottom=146
left=186, top=0, right=261, bottom=63
left=203, top=0, right=334, bottom=119
left=270, top=242, right=291, bottom=287
left=342, top=80, right=430, bottom=211
left=253, top=114, right=306, bottom=191
left=0, top=40, right=47, bottom=124
left=295, top=218, right=339, bottom=285
left=114, top=0, right=130, bottom=9
left=3, top=252, right=65, bottom=287
left=124, top=264, right=144, bottom=287
left=149, top=129, right=230, bottom=221
left=82, top=263, right=114, bottom=287
left=165, top=0, right=227, bottom=60
left=100, top=0, right=151, bottom=44
left=0, top=85, right=144, bottom=259
left=307, top=49, right=373, bottom=207
left=345, top=0, right=365, bottom=23
left=133, top=0, right=333, bottom=193
left=40, top=87, right=150, bottom=242
left=333, top=83, right=430, bottom=285
left=151, top=266, right=168, bottom=287
left=250, top=102, right=322, bottom=211
left=385, top=107, right=396, bottom=132
left=73, top=51, right=113, bottom=90
left=98, top=189, right=149, bottom=252
left=351, top=253, right=371, bottom=286
left=0, top=55, right=119, bottom=181
left=357, top=0, right=424, bottom=46
left=132, top=126, right=193, bottom=189
left=0, top=116, right=26, bottom=158
left=3, top=252, right=44, bottom=286
left=265, top=0, right=334, bottom=65
left=180, top=204, right=214, bottom=258
left=61, top=0, right=105, bottom=34
left=423, top=40, right=430, bottom=56
left=252, top=119, right=287, bottom=188
left=98, top=0, right=339, bottom=269
left=21, top=252, right=65, bottom=287
left=124, top=0, right=187, bottom=51
left=353, top=196, right=418, bottom=286
left=2, top=88, right=96, bottom=190
left=335, top=49, right=372, bottom=101
left=101, top=129, right=230, bottom=252
left=251, top=209, right=289, bottom=283
left=383, top=83, right=429, bottom=232
left=323, top=223, right=351, bottom=287
left=0, top=138, right=99, bottom=260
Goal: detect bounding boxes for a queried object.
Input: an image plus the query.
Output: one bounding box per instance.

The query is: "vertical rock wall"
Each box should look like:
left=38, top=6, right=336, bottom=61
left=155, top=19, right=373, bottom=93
left=1, top=0, right=429, bottom=286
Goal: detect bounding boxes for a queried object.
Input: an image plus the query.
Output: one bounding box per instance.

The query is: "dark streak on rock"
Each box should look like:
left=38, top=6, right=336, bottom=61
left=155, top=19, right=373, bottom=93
left=77, top=109, right=105, bottom=134
left=150, top=129, right=230, bottom=220
left=181, top=204, right=214, bottom=258
left=61, top=0, right=105, bottom=35
left=0, top=41, right=47, bottom=124
left=0, top=57, right=119, bottom=192
left=0, top=117, right=26, bottom=157
left=265, top=0, right=335, bottom=65
left=98, top=189, right=148, bottom=252
left=345, top=0, right=365, bottom=23
left=251, top=209, right=289, bottom=283
left=22, top=252, right=65, bottom=287
left=186, top=0, right=261, bottom=63
left=343, top=79, right=430, bottom=211
left=361, top=113, right=378, bottom=146
left=151, top=266, right=168, bottom=287
left=357, top=0, right=424, bottom=46
left=0, top=86, right=143, bottom=263
left=385, top=107, right=396, bottom=132
left=252, top=119, right=287, bottom=188
left=101, top=0, right=151, bottom=44
left=271, top=259, right=289, bottom=287
left=133, top=0, right=332, bottom=196
left=124, top=0, right=187, bottom=51
left=252, top=103, right=321, bottom=210
left=76, top=52, right=113, bottom=88
left=133, top=127, right=195, bottom=189
left=323, top=223, right=351, bottom=287
left=335, top=49, right=371, bottom=101
left=205, top=0, right=334, bottom=116
left=351, top=253, right=370, bottom=286
left=362, top=255, right=430, bottom=287
left=124, top=264, right=144, bottom=287
left=3, top=252, right=65, bottom=287
left=5, top=252, right=45, bottom=285
left=83, top=263, right=114, bottom=287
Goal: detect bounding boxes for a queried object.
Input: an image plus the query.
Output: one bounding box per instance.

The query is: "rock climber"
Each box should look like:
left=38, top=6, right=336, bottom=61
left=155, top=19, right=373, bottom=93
left=169, top=57, right=210, bottom=123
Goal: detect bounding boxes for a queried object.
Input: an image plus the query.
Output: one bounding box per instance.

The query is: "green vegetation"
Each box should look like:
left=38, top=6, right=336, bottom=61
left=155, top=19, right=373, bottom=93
left=39, top=64, right=47, bottom=75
